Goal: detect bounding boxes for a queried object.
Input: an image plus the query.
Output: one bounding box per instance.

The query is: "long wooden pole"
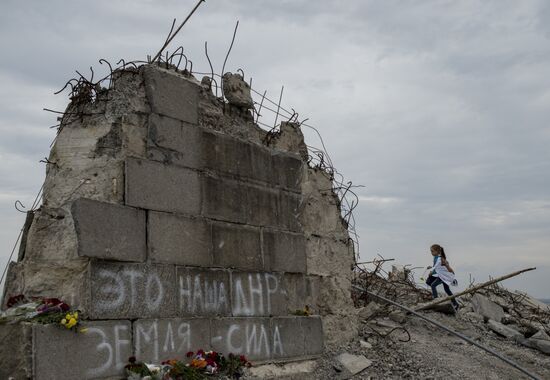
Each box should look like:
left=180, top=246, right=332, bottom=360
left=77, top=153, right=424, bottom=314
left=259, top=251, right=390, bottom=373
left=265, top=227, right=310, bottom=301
left=415, top=267, right=536, bottom=311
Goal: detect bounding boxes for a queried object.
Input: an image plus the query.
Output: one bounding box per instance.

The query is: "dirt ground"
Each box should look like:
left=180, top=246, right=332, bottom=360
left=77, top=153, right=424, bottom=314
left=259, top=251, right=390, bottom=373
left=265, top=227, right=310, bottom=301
left=310, top=310, right=550, bottom=380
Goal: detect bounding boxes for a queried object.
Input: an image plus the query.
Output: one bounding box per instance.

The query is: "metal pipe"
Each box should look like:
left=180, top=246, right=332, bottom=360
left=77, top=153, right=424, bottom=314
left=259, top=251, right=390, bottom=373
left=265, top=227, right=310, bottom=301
left=352, top=285, right=542, bottom=380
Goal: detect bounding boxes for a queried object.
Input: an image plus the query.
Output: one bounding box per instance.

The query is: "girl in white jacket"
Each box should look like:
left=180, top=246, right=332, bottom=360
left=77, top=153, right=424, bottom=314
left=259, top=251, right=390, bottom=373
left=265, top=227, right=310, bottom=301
left=425, top=244, right=459, bottom=310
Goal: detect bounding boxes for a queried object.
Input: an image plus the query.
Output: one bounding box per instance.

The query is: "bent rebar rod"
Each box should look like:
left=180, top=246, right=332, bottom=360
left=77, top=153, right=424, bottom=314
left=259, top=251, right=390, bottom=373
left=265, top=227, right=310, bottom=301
left=352, top=285, right=542, bottom=380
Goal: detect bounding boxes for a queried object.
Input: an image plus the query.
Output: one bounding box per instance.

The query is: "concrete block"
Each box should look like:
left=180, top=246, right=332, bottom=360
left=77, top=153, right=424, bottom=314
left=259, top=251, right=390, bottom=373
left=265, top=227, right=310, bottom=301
left=72, top=198, right=146, bottom=262
left=202, top=176, right=247, bottom=223
left=230, top=271, right=287, bottom=316
left=0, top=323, right=32, bottom=380
left=202, top=131, right=253, bottom=178
left=279, top=192, right=303, bottom=232
left=283, top=274, right=320, bottom=314
left=301, top=316, right=324, bottom=355
left=471, top=293, right=505, bottom=322
left=177, top=267, right=231, bottom=316
left=336, top=353, right=372, bottom=376
left=125, top=158, right=201, bottom=215
left=487, top=320, right=523, bottom=339
left=271, top=152, right=303, bottom=191
left=212, top=222, right=262, bottom=270
left=89, top=261, right=177, bottom=319
left=270, top=317, right=305, bottom=359
left=33, top=320, right=132, bottom=380
left=210, top=317, right=273, bottom=361
left=246, top=185, right=280, bottom=227
left=134, top=318, right=211, bottom=363
left=263, top=230, right=306, bottom=273
left=222, top=73, right=254, bottom=109
left=142, top=66, right=199, bottom=124
left=148, top=211, right=212, bottom=266
left=250, top=144, right=273, bottom=184
left=147, top=113, right=202, bottom=168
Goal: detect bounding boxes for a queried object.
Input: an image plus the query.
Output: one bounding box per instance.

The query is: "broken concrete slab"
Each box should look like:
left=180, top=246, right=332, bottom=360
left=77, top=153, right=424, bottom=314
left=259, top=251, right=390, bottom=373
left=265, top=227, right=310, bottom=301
left=425, top=301, right=456, bottom=315
left=72, top=198, right=146, bottom=262
left=33, top=320, right=133, bottom=380
left=148, top=211, right=212, bottom=266
left=471, top=293, right=505, bottom=322
left=487, top=320, right=523, bottom=339
left=125, top=158, right=201, bottom=215
left=262, top=229, right=306, bottom=273
left=335, top=353, right=373, bottom=376
left=88, top=261, right=177, bottom=319
left=222, top=73, right=254, bottom=109
left=143, top=66, right=199, bottom=124
left=212, top=222, right=262, bottom=271
left=520, top=337, right=550, bottom=355
left=245, top=359, right=317, bottom=380
left=177, top=267, right=231, bottom=316
left=358, top=302, right=381, bottom=321
left=133, top=318, right=211, bottom=363
left=531, top=330, right=550, bottom=341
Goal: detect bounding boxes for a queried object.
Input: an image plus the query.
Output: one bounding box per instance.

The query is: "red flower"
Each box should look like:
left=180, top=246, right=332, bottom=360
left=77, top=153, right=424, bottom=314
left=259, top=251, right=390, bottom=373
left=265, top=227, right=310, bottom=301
left=239, top=355, right=247, bottom=362
left=186, top=351, right=194, bottom=358
left=197, top=349, right=205, bottom=356
left=59, top=302, right=70, bottom=311
left=6, top=294, right=27, bottom=308
left=128, top=356, right=136, bottom=364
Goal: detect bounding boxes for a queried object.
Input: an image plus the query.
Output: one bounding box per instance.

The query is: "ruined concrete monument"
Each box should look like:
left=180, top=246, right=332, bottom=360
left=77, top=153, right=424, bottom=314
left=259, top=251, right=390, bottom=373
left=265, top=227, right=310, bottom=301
left=0, top=64, right=357, bottom=379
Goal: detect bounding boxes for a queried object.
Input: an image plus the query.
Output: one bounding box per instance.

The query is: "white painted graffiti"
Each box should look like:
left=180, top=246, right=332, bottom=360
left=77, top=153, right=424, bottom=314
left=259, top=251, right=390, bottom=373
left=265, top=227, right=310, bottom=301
left=212, top=322, right=284, bottom=357
left=231, top=273, right=280, bottom=316
left=85, top=324, right=131, bottom=377
left=135, top=321, right=193, bottom=362
left=179, top=274, right=229, bottom=314
left=96, top=268, right=164, bottom=312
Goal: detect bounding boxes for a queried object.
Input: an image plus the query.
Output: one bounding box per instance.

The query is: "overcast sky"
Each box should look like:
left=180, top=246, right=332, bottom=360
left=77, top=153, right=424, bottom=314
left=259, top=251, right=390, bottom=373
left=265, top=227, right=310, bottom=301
left=1, top=0, right=549, bottom=298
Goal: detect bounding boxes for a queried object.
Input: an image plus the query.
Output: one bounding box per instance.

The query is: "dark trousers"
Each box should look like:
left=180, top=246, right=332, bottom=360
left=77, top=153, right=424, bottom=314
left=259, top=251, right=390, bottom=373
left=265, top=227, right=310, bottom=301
left=426, top=275, right=458, bottom=306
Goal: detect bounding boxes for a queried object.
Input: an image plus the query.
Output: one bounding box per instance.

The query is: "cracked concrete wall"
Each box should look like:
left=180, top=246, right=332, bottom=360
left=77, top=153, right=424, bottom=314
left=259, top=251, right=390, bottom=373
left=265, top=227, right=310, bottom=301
left=1, top=63, right=358, bottom=378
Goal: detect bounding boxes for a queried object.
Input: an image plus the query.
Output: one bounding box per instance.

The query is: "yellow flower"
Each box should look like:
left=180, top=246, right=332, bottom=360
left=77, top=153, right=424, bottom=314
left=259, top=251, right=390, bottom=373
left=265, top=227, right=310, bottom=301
left=61, top=318, right=67, bottom=325
left=74, top=311, right=78, bottom=319
left=66, top=313, right=71, bottom=320
left=79, top=328, right=88, bottom=333
left=67, top=317, right=77, bottom=329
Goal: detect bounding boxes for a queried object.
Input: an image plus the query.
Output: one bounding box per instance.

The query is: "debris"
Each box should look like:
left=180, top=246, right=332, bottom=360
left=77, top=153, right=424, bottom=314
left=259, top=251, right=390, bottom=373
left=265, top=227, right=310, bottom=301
left=358, top=302, right=381, bottom=321
left=520, top=338, right=550, bottom=355
left=471, top=294, right=505, bottom=322
left=389, top=310, right=407, bottom=323
left=487, top=320, right=523, bottom=339
left=222, top=72, right=253, bottom=108
left=335, top=353, right=373, bottom=376
left=360, top=340, right=373, bottom=349
left=423, top=301, right=456, bottom=315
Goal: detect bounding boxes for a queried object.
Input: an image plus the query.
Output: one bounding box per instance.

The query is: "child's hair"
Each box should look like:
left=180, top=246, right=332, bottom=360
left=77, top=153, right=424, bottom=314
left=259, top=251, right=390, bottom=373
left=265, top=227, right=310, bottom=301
left=431, top=244, right=447, bottom=259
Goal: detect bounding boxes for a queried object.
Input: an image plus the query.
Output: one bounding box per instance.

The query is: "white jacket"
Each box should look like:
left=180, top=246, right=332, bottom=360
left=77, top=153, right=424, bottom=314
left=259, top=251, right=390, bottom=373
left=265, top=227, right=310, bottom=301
left=433, top=256, right=457, bottom=286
